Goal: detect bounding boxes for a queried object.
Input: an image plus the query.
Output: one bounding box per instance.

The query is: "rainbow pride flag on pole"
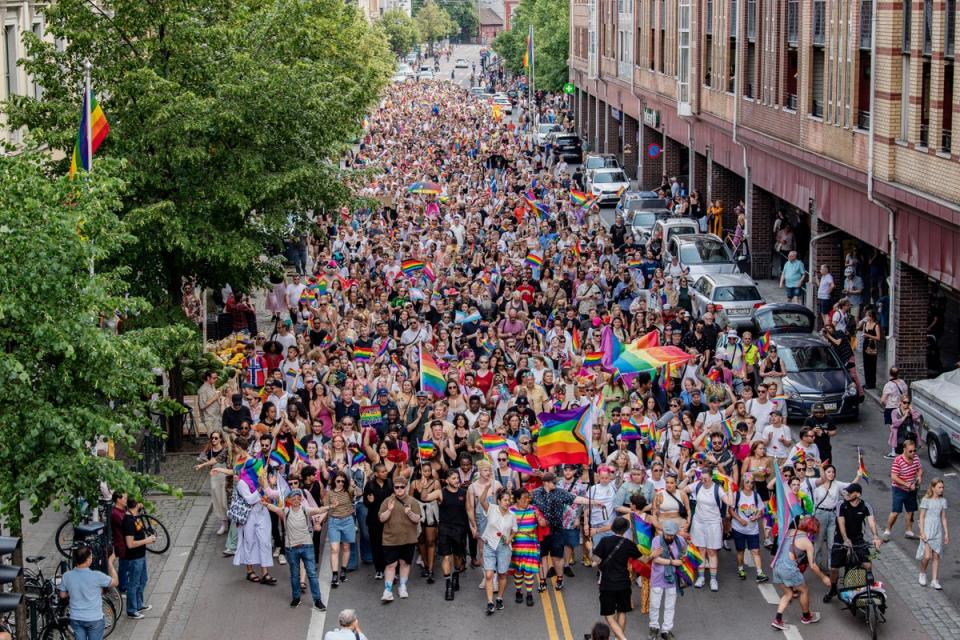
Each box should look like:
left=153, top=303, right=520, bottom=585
left=523, top=24, right=533, bottom=69
left=525, top=251, right=544, bottom=269
left=419, top=347, right=446, bottom=397
left=679, top=543, right=704, bottom=586
left=417, top=440, right=436, bottom=460
left=401, top=259, right=425, bottom=276
left=270, top=440, right=292, bottom=466
left=506, top=440, right=534, bottom=473
left=570, top=190, right=589, bottom=206
left=481, top=433, right=508, bottom=455
left=536, top=405, right=592, bottom=467
left=584, top=351, right=603, bottom=367
left=857, top=447, right=870, bottom=483
left=619, top=419, right=641, bottom=441
left=69, top=85, right=110, bottom=178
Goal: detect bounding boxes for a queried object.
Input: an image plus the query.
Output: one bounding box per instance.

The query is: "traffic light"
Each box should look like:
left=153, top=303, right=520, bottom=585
left=0, top=536, right=22, bottom=613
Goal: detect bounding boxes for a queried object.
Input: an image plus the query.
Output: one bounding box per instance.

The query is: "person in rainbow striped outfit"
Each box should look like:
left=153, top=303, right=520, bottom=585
left=509, top=488, right=542, bottom=607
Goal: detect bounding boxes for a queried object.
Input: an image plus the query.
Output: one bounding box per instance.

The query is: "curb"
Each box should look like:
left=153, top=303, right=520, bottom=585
left=122, top=497, right=212, bottom=640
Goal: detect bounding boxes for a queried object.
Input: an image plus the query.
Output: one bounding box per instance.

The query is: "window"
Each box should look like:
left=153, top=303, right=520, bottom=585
left=860, top=0, right=873, bottom=49
left=923, top=0, right=932, bottom=55
left=947, top=0, right=956, bottom=57
left=747, top=0, right=757, bottom=40
left=745, top=43, right=756, bottom=98
left=920, top=59, right=931, bottom=145
left=943, top=62, right=954, bottom=152
left=787, top=0, right=799, bottom=44
left=857, top=1, right=873, bottom=129
left=706, top=0, right=713, bottom=34
left=811, top=47, right=825, bottom=117
left=4, top=24, right=17, bottom=98
left=785, top=48, right=799, bottom=109
left=728, top=38, right=737, bottom=93
left=813, top=0, right=826, bottom=45
left=903, top=0, right=912, bottom=51
left=678, top=0, right=691, bottom=114
left=730, top=0, right=738, bottom=37
left=705, top=34, right=714, bottom=87
left=658, top=0, right=665, bottom=73
left=900, top=55, right=911, bottom=140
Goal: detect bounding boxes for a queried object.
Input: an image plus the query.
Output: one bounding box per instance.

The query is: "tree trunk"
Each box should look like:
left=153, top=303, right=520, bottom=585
left=8, top=506, right=26, bottom=640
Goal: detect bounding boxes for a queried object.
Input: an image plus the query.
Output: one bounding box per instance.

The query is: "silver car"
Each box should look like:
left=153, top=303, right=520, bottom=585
left=666, top=233, right=738, bottom=279
left=689, top=273, right=766, bottom=329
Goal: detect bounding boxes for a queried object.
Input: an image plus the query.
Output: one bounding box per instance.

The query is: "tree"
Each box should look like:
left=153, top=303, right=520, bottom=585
left=415, top=0, right=457, bottom=47
left=0, top=153, right=190, bottom=636
left=8, top=0, right=391, bottom=309
left=380, top=8, right=421, bottom=57
left=493, top=0, right=568, bottom=90
left=438, top=0, right=479, bottom=43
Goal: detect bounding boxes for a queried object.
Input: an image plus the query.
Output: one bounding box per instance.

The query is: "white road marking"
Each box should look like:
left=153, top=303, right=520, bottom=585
left=783, top=624, right=804, bottom=640
left=306, top=536, right=332, bottom=639
left=758, top=582, right=780, bottom=604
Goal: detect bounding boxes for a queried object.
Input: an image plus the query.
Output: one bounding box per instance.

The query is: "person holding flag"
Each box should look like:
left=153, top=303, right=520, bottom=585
left=771, top=516, right=830, bottom=629
left=647, top=519, right=686, bottom=640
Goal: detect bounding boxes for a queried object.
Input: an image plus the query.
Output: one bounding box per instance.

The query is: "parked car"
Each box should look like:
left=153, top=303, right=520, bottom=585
left=550, top=133, right=583, bottom=163
left=651, top=218, right=700, bottom=248
left=492, top=96, right=512, bottom=114
left=773, top=334, right=861, bottom=421
left=751, top=303, right=816, bottom=337
left=911, top=368, right=960, bottom=467
left=469, top=86, right=486, bottom=96
left=405, top=53, right=418, bottom=65
left=455, top=58, right=469, bottom=68
left=627, top=208, right=672, bottom=244
left=587, top=167, right=631, bottom=206
left=689, top=274, right=766, bottom=329
left=664, top=233, right=742, bottom=279
left=536, top=123, right=563, bottom=146
left=583, top=153, right=620, bottom=172
left=616, top=191, right=667, bottom=217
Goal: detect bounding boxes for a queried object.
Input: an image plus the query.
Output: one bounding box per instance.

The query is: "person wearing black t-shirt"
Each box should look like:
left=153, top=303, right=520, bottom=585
left=593, top=516, right=642, bottom=640
left=363, top=464, right=395, bottom=580
left=122, top=499, right=156, bottom=619
left=424, top=469, right=469, bottom=601
left=823, top=483, right=882, bottom=602
left=803, top=404, right=838, bottom=475
left=221, top=393, right=253, bottom=431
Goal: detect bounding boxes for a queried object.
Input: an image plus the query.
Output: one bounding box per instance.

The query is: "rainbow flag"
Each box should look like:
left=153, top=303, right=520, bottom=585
left=376, top=339, right=390, bottom=359
left=69, top=90, right=110, bottom=178
left=299, top=288, right=316, bottom=305
left=419, top=348, right=446, bottom=397
left=234, top=455, right=265, bottom=492
left=628, top=258, right=642, bottom=268
left=348, top=443, right=367, bottom=467
left=606, top=339, right=696, bottom=383
left=637, top=418, right=654, bottom=443
left=584, top=351, right=603, bottom=367
left=711, top=470, right=738, bottom=494
left=570, top=190, right=589, bottom=206
left=481, top=433, right=508, bottom=455
left=572, top=239, right=582, bottom=259
left=423, top=263, right=436, bottom=282
left=294, top=441, right=309, bottom=463
left=791, top=448, right=807, bottom=467
left=417, top=439, right=436, bottom=460
left=720, top=416, right=737, bottom=442
left=771, top=461, right=803, bottom=568
left=570, top=328, right=581, bottom=353
left=360, top=405, right=382, bottom=425
left=506, top=441, right=534, bottom=473
left=632, top=513, right=654, bottom=555
left=619, top=419, right=641, bottom=441
left=757, top=331, right=771, bottom=357
left=314, top=279, right=329, bottom=296
left=707, top=368, right=722, bottom=383
left=660, top=364, right=671, bottom=391
left=679, top=543, right=704, bottom=586
left=353, top=345, right=373, bottom=362
left=523, top=25, right=533, bottom=69
left=525, top=252, right=544, bottom=269
left=401, top=259, right=425, bottom=275
left=857, top=447, right=870, bottom=483
left=482, top=339, right=497, bottom=354
left=270, top=440, right=292, bottom=466
left=536, top=404, right=592, bottom=467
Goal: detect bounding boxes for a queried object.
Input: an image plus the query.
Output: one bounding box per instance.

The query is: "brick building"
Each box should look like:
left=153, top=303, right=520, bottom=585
left=569, top=0, right=959, bottom=382
left=479, top=7, right=505, bottom=44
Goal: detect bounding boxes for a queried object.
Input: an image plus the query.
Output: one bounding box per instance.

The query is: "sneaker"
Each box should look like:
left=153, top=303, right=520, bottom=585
left=770, top=618, right=787, bottom=630
left=478, top=577, right=487, bottom=589
left=756, top=572, right=769, bottom=583
left=339, top=569, right=347, bottom=583
left=694, top=576, right=705, bottom=588
left=278, top=555, right=287, bottom=565
left=881, top=529, right=891, bottom=541
left=722, top=540, right=730, bottom=550
left=381, top=588, right=394, bottom=602
left=710, top=577, right=719, bottom=592
left=330, top=577, right=339, bottom=589
left=486, top=601, right=495, bottom=615
left=538, top=580, right=547, bottom=593
left=289, top=598, right=301, bottom=608
left=661, top=632, right=676, bottom=640
left=127, top=613, right=145, bottom=620
left=426, top=571, right=435, bottom=584
left=648, top=628, right=660, bottom=639
left=919, top=573, right=928, bottom=586
left=222, top=549, right=236, bottom=556
left=563, top=566, right=575, bottom=578
left=398, top=584, right=409, bottom=599
left=314, top=600, right=326, bottom=611
left=216, top=523, right=228, bottom=535
left=800, top=612, right=821, bottom=624
left=273, top=548, right=280, bottom=558
left=737, top=567, right=746, bottom=580
left=883, top=452, right=897, bottom=459
left=420, top=567, right=429, bottom=578
left=138, top=605, right=153, bottom=613
left=495, top=598, right=504, bottom=610
left=555, top=579, right=564, bottom=591
left=905, top=530, right=918, bottom=539
left=525, top=593, right=534, bottom=607
left=931, top=580, right=943, bottom=590
left=375, top=571, right=384, bottom=580
left=515, top=590, right=524, bottom=604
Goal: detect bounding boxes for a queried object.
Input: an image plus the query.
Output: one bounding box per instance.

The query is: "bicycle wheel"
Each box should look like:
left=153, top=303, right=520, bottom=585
left=55, top=521, right=75, bottom=559
left=867, top=602, right=878, bottom=640
left=143, top=515, right=170, bottom=554
left=104, top=587, right=122, bottom=624
left=41, top=621, right=74, bottom=640
left=101, top=596, right=117, bottom=638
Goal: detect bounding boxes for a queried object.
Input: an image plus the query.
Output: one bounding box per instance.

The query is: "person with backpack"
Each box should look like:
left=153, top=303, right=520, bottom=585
left=729, top=474, right=768, bottom=583
left=262, top=489, right=329, bottom=610
left=646, top=519, right=686, bottom=640
left=592, top=516, right=643, bottom=640
left=682, top=462, right=732, bottom=591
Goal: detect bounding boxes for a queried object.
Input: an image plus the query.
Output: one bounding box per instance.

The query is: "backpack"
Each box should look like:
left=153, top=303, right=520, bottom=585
left=731, top=488, right=761, bottom=521
left=690, top=481, right=722, bottom=517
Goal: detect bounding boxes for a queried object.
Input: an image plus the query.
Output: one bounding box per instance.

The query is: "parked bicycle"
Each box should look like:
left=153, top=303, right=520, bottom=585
left=21, top=553, right=118, bottom=639
left=55, top=500, right=169, bottom=560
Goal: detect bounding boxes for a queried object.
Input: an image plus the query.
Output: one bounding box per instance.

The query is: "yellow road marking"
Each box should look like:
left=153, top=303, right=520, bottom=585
left=550, top=577, right=575, bottom=640
left=539, top=580, right=560, bottom=640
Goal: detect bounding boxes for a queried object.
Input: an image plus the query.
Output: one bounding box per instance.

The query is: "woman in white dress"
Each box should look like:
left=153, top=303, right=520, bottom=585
left=684, top=463, right=733, bottom=592
left=233, top=464, right=276, bottom=585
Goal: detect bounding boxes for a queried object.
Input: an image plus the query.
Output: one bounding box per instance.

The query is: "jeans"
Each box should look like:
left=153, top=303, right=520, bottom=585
left=355, top=502, right=373, bottom=565
left=70, top=618, right=106, bottom=640
left=126, top=557, right=148, bottom=615
left=649, top=586, right=677, bottom=632
left=286, top=544, right=322, bottom=603
left=117, top=558, right=129, bottom=592
left=814, top=508, right=837, bottom=570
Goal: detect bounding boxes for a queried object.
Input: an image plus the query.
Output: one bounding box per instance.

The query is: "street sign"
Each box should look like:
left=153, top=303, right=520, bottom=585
left=563, top=82, right=575, bottom=95
left=647, top=143, right=663, bottom=159
left=643, top=107, right=660, bottom=128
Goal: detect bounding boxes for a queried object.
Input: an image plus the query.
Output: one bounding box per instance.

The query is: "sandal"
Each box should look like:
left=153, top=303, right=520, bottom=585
left=246, top=571, right=261, bottom=583
left=261, top=574, right=278, bottom=586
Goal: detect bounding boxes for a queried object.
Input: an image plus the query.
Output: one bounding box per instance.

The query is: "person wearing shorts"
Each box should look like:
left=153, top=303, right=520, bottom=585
left=481, top=488, right=517, bottom=614
left=729, top=476, right=768, bottom=582
left=430, top=469, right=469, bottom=600
left=593, top=517, right=642, bottom=640
left=377, top=479, right=422, bottom=602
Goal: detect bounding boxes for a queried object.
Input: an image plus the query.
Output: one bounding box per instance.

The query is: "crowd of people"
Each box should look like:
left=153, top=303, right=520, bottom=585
left=171, top=63, right=952, bottom=640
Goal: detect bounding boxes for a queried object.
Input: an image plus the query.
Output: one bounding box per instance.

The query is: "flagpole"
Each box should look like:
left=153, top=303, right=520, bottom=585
left=84, top=61, right=93, bottom=177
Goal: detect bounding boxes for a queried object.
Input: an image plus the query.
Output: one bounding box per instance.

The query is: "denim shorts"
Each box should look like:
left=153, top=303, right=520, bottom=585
left=785, top=286, right=802, bottom=299
left=327, top=515, right=356, bottom=543
left=483, top=541, right=512, bottom=574
left=891, top=487, right=918, bottom=513
left=560, top=528, right=580, bottom=549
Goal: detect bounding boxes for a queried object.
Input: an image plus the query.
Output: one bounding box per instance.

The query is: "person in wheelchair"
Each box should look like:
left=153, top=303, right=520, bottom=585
left=823, top=482, right=883, bottom=602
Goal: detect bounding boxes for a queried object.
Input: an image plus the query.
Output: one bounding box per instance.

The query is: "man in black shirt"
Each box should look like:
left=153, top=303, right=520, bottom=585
left=803, top=403, right=838, bottom=476
left=363, top=464, right=394, bottom=580
left=435, top=469, right=468, bottom=600
left=823, top=483, right=883, bottom=602
left=593, top=517, right=642, bottom=640
left=123, top=499, right=156, bottom=619
left=221, top=393, right=253, bottom=431
left=684, top=388, right=707, bottom=424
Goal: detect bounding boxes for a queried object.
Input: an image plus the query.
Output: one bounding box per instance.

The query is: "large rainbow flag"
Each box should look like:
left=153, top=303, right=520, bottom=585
left=69, top=90, right=110, bottom=178
left=599, top=326, right=694, bottom=382
left=535, top=404, right=592, bottom=467
left=419, top=347, right=446, bottom=397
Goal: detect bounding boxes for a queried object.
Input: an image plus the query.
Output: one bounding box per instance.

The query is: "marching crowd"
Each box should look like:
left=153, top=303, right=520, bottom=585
left=174, top=67, right=951, bottom=640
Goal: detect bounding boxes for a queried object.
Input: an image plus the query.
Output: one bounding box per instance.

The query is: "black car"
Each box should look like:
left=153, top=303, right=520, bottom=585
left=751, top=303, right=816, bottom=337
left=551, top=133, right=583, bottom=163
left=771, top=334, right=860, bottom=421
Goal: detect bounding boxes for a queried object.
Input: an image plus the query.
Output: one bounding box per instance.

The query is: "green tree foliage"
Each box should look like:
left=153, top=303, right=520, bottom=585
left=492, top=0, right=568, bottom=91
left=379, top=8, right=422, bottom=57
left=0, top=153, right=192, bottom=534
left=7, top=0, right=392, bottom=307
left=416, top=0, right=457, bottom=46
left=438, top=0, right=479, bottom=43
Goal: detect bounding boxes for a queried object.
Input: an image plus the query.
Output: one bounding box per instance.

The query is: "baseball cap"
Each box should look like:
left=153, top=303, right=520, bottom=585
left=662, top=520, right=680, bottom=535
left=813, top=402, right=826, bottom=412
left=416, top=391, right=430, bottom=398
left=377, top=388, right=389, bottom=396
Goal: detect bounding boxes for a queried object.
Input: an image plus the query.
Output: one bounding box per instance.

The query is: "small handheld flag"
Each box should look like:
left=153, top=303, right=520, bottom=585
left=506, top=440, right=534, bottom=474
left=857, top=447, right=870, bottom=483
left=632, top=513, right=653, bottom=555
left=417, top=440, right=436, bottom=460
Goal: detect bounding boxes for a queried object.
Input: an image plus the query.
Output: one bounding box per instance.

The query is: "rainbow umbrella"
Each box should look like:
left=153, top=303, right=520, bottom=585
left=407, top=181, right=443, bottom=195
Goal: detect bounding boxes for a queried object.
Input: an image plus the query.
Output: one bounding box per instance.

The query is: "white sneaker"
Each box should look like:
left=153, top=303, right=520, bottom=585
left=931, top=580, right=942, bottom=590
left=919, top=573, right=928, bottom=586
left=881, top=529, right=891, bottom=541
left=694, top=576, right=705, bottom=588
left=398, top=585, right=409, bottom=599
left=381, top=589, right=394, bottom=602
left=273, top=548, right=280, bottom=557
left=905, top=530, right=918, bottom=539
left=216, top=523, right=228, bottom=535
left=278, top=555, right=287, bottom=565
left=710, top=578, right=719, bottom=592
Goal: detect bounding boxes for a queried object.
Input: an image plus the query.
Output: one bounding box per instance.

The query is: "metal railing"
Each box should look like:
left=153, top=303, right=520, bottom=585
left=857, top=110, right=871, bottom=130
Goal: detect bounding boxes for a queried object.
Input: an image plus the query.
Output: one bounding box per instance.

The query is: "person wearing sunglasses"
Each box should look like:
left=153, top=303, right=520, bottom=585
left=323, top=471, right=357, bottom=588
left=377, top=479, right=423, bottom=602
left=194, top=431, right=230, bottom=535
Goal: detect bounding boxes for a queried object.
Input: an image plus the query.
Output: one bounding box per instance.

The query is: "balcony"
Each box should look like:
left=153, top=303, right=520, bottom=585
left=942, top=129, right=953, bottom=153
left=857, top=110, right=870, bottom=130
